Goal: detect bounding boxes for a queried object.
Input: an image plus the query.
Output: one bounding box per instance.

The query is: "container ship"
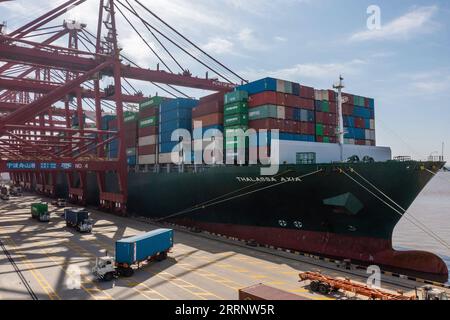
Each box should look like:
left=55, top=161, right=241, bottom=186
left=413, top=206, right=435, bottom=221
left=58, top=76, right=448, bottom=283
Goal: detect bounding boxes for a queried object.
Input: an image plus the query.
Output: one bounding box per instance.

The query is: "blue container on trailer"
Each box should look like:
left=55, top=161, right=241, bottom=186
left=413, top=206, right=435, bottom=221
left=65, top=208, right=89, bottom=225
left=236, top=78, right=277, bottom=95
left=115, top=229, right=174, bottom=265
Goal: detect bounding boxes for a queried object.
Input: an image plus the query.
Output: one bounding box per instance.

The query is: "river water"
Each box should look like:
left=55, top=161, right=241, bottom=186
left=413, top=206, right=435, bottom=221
left=393, top=172, right=450, bottom=283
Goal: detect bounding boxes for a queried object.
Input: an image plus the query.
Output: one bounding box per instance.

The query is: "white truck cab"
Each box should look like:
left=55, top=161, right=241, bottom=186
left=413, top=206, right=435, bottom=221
left=93, top=256, right=116, bottom=281
left=79, top=218, right=94, bottom=233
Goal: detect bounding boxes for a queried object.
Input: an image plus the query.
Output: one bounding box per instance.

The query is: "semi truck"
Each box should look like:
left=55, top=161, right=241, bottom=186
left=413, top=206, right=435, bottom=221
left=10, top=186, right=22, bottom=196
left=93, top=229, right=173, bottom=281
left=31, top=203, right=50, bottom=222
left=1, top=186, right=10, bottom=200
left=51, top=198, right=66, bottom=208
left=64, top=208, right=93, bottom=233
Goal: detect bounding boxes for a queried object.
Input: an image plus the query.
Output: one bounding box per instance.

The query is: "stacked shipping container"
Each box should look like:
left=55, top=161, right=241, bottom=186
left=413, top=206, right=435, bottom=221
left=138, top=97, right=167, bottom=165
left=104, top=77, right=377, bottom=165
left=237, top=78, right=316, bottom=150
left=223, top=91, right=249, bottom=163
left=342, top=93, right=376, bottom=146
left=159, top=98, right=198, bottom=163
left=314, top=89, right=338, bottom=144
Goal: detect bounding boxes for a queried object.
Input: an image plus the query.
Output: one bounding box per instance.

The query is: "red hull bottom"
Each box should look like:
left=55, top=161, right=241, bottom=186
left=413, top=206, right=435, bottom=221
left=176, top=219, right=448, bottom=283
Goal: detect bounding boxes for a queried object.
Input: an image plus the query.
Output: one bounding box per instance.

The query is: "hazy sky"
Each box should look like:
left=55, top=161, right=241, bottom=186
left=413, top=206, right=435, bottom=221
left=1, top=0, right=449, bottom=161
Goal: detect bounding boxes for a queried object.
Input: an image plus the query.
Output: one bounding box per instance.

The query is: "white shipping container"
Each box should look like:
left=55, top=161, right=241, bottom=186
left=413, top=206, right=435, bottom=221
left=370, top=119, right=375, bottom=130
left=159, top=152, right=191, bottom=164
left=314, top=90, right=321, bottom=101
left=276, top=79, right=285, bottom=93
left=139, top=135, right=157, bottom=146
left=139, top=154, right=156, bottom=165
left=277, top=106, right=286, bottom=119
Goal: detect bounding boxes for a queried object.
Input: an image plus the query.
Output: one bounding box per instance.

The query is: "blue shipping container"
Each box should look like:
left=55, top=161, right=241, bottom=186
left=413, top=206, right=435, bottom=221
left=127, top=156, right=136, bottom=166
left=236, top=78, right=277, bottom=95
left=115, top=229, right=174, bottom=265
left=160, top=98, right=198, bottom=114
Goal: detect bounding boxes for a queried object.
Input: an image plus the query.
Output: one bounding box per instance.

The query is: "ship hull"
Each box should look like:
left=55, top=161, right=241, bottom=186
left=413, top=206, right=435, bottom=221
left=55, top=161, right=448, bottom=282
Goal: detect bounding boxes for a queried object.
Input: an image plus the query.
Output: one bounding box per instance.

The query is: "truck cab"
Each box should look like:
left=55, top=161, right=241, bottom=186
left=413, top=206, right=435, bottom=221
left=92, top=256, right=117, bottom=282
left=1, top=186, right=10, bottom=200
left=52, top=198, right=67, bottom=207
left=10, top=186, right=22, bottom=196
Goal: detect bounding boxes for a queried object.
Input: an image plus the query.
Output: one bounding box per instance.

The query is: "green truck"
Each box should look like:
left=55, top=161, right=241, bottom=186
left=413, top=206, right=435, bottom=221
left=31, top=203, right=50, bottom=222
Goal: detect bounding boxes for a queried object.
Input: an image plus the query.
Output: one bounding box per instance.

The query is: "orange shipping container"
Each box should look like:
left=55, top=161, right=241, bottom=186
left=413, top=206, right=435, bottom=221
left=192, top=113, right=224, bottom=127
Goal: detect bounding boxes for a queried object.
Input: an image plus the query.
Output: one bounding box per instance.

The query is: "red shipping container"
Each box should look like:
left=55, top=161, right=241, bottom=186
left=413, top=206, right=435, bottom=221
left=200, top=92, right=226, bottom=105
left=139, top=126, right=158, bottom=137
left=354, top=117, right=365, bottom=129
left=328, top=102, right=337, bottom=114
left=248, top=92, right=277, bottom=107
left=277, top=92, right=287, bottom=106
left=315, top=111, right=324, bottom=124
left=192, top=113, right=223, bottom=127
left=316, top=136, right=323, bottom=142
left=285, top=94, right=299, bottom=107
left=301, top=98, right=315, bottom=110
left=139, top=144, right=156, bottom=155
left=139, top=107, right=159, bottom=118
left=299, top=85, right=315, bottom=99
left=192, top=101, right=223, bottom=118
left=343, top=104, right=354, bottom=116
left=249, top=119, right=279, bottom=130
left=364, top=97, right=370, bottom=108
left=328, top=90, right=337, bottom=102
left=285, top=107, right=294, bottom=120
left=355, top=139, right=366, bottom=146
left=342, top=93, right=354, bottom=105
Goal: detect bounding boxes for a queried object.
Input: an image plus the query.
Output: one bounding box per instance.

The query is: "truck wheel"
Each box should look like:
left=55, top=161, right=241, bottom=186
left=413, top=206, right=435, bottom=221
left=66, top=222, right=70, bottom=227
left=122, top=268, right=134, bottom=278
left=310, top=281, right=320, bottom=292
left=156, top=252, right=168, bottom=262
left=318, top=283, right=331, bottom=295
left=104, top=272, right=114, bottom=282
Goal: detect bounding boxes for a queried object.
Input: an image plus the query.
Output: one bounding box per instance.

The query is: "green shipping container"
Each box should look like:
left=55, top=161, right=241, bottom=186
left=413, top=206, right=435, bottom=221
left=224, top=137, right=249, bottom=150
left=124, top=112, right=138, bottom=123
left=31, top=203, right=48, bottom=218
left=323, top=137, right=330, bottom=143
left=316, top=124, right=324, bottom=136
left=224, top=125, right=249, bottom=137
left=248, top=105, right=279, bottom=120
left=224, top=101, right=248, bottom=116
left=224, top=114, right=248, bottom=127
left=139, top=96, right=166, bottom=110
left=139, top=116, right=158, bottom=128
left=224, top=91, right=248, bottom=105
left=320, top=101, right=330, bottom=113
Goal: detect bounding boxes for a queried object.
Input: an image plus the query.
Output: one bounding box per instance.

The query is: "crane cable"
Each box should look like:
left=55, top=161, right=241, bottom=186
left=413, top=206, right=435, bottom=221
left=81, top=29, right=189, bottom=98
left=349, top=166, right=450, bottom=249
left=155, top=169, right=322, bottom=222
left=116, top=0, right=235, bottom=84
left=133, top=0, right=247, bottom=84
left=341, top=168, right=450, bottom=251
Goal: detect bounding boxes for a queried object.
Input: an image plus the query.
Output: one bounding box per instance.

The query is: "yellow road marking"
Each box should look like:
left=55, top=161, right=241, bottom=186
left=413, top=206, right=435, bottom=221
left=3, top=237, right=60, bottom=300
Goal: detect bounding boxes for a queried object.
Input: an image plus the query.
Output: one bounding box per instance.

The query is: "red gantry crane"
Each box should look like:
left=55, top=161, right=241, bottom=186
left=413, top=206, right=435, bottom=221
left=0, top=0, right=244, bottom=213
